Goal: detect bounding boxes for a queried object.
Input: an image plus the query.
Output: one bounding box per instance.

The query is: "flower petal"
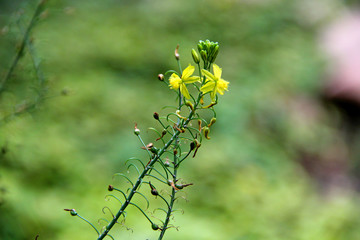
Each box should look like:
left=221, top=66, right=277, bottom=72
left=183, top=76, right=200, bottom=84
left=201, top=69, right=215, bottom=81
left=182, top=64, right=195, bottom=79
left=169, top=73, right=181, bottom=90
left=217, top=79, right=229, bottom=95
left=200, top=81, right=216, bottom=94
left=180, top=83, right=191, bottom=99
left=213, top=64, right=222, bottom=79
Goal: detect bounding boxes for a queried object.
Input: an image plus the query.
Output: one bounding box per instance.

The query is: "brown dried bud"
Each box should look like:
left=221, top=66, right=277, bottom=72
left=175, top=44, right=180, bottom=60
left=208, top=117, right=216, bottom=127
left=153, top=112, right=159, bottom=120
left=64, top=208, right=77, bottom=216
left=158, top=74, right=164, bottom=81
left=203, top=126, right=210, bottom=140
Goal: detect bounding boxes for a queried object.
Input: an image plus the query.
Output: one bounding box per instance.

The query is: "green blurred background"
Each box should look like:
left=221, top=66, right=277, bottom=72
left=2, top=0, right=360, bottom=239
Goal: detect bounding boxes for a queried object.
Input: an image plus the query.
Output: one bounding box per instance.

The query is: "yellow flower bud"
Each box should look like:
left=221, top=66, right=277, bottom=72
left=191, top=48, right=200, bottom=64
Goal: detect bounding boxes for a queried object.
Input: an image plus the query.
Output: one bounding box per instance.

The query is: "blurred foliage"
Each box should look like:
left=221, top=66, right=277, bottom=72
left=1, top=0, right=360, bottom=239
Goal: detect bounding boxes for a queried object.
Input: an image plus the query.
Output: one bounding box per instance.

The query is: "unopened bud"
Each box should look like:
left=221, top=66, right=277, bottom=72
left=175, top=44, right=180, bottom=60
left=200, top=50, right=207, bottom=62
left=108, top=185, right=114, bottom=191
left=158, top=74, right=164, bottom=81
left=164, top=158, right=170, bottom=167
left=153, top=112, right=159, bottom=120
left=134, top=123, right=140, bottom=135
left=191, top=48, right=200, bottom=64
left=210, top=45, right=219, bottom=63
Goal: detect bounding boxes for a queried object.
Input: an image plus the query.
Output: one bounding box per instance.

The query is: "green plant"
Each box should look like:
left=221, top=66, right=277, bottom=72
left=0, top=0, right=49, bottom=126
left=66, top=40, right=229, bottom=239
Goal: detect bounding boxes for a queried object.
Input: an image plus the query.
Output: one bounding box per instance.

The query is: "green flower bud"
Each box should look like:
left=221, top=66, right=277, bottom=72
left=197, top=40, right=204, bottom=52
left=191, top=49, right=200, bottom=64
left=200, top=50, right=207, bottom=62
left=150, top=146, right=159, bottom=154
left=210, top=45, right=219, bottom=63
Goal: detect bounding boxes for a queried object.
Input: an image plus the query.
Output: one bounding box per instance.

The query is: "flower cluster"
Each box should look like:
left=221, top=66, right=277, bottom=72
left=167, top=40, right=229, bottom=103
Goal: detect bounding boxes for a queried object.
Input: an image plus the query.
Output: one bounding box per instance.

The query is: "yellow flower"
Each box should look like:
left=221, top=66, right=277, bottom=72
left=169, top=64, right=200, bottom=99
left=200, top=64, right=229, bottom=101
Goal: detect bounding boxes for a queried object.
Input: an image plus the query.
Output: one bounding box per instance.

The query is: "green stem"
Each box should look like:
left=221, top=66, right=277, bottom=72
left=0, top=0, right=46, bottom=93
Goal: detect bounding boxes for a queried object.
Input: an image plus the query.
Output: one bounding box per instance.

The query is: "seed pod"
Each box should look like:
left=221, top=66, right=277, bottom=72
left=152, top=223, right=159, bottom=230
left=149, top=182, right=159, bottom=196
left=191, top=48, right=200, bottom=64
left=64, top=208, right=78, bottom=216
left=153, top=112, right=159, bottom=120
left=190, top=141, right=196, bottom=151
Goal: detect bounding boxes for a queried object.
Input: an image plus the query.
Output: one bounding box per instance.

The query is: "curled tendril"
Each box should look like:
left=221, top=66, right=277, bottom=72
left=153, top=208, right=168, bottom=215
left=113, top=173, right=134, bottom=187
left=105, top=194, right=123, bottom=205
left=146, top=174, right=168, bottom=184
left=102, top=206, right=115, bottom=219
left=127, top=163, right=140, bottom=176
left=148, top=166, right=168, bottom=181
left=134, top=191, right=150, bottom=210
left=125, top=158, right=145, bottom=170
left=98, top=218, right=109, bottom=224
left=106, top=234, right=115, bottom=240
